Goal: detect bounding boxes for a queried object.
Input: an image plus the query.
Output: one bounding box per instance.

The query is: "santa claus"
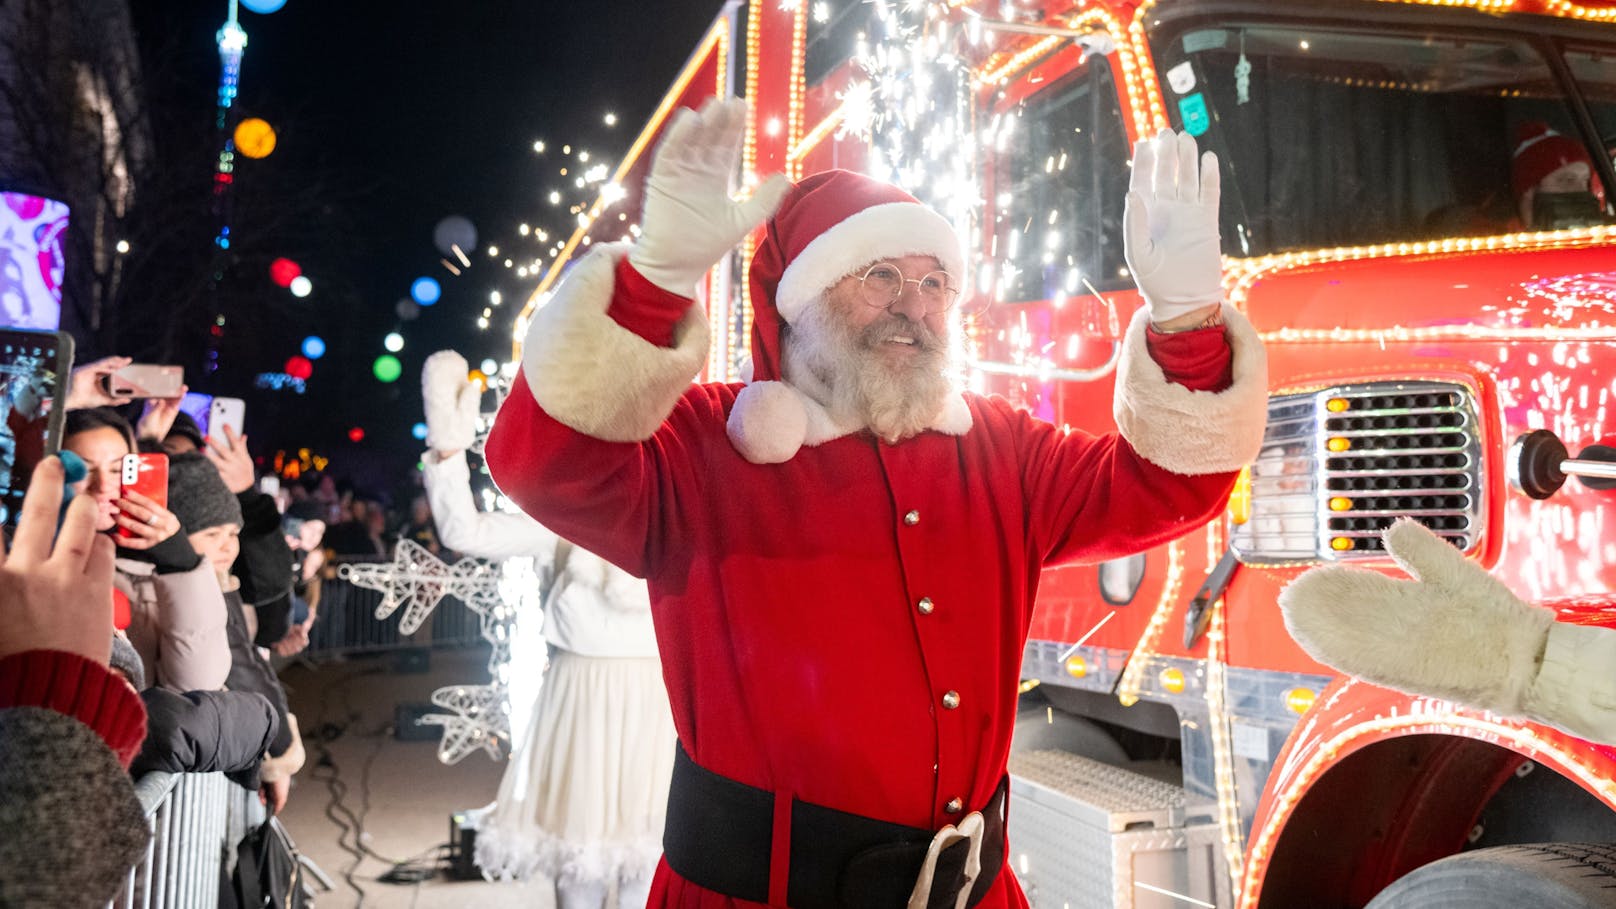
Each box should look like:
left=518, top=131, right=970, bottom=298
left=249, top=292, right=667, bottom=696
left=485, top=98, right=1267, bottom=908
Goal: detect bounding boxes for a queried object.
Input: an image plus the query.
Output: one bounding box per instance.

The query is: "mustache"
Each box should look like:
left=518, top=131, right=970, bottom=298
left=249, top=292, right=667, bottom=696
left=858, top=315, right=944, bottom=353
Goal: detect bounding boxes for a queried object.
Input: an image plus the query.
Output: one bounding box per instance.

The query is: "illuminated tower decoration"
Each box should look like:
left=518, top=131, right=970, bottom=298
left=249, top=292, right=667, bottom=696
left=205, top=1, right=247, bottom=375
left=214, top=1, right=246, bottom=243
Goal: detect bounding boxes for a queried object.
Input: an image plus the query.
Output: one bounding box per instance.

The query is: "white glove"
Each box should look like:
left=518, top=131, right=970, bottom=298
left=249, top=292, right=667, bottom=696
left=628, top=97, right=793, bottom=296
left=1278, top=520, right=1616, bottom=744
left=1123, top=128, right=1224, bottom=322
left=421, top=350, right=480, bottom=454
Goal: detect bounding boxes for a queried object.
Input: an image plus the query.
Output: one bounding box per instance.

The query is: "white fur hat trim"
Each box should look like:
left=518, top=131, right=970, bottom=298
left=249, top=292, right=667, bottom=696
left=775, top=202, right=966, bottom=324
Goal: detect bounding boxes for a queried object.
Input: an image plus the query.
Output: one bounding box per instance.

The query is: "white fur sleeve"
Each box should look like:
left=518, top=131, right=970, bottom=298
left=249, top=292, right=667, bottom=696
left=518, top=242, right=710, bottom=441
left=1112, top=303, right=1267, bottom=475
left=421, top=450, right=557, bottom=561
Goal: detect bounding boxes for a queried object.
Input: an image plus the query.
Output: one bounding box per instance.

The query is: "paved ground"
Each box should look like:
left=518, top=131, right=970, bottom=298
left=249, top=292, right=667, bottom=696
left=277, top=646, right=564, bottom=909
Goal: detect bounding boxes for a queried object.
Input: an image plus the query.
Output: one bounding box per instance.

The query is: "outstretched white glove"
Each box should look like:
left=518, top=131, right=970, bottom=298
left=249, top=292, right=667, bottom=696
left=421, top=350, right=480, bottom=454
left=1279, top=519, right=1616, bottom=744
left=1123, top=129, right=1224, bottom=323
left=628, top=97, right=793, bottom=297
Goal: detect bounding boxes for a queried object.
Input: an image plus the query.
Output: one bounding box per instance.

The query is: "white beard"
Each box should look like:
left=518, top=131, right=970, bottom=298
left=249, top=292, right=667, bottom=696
left=783, top=300, right=956, bottom=443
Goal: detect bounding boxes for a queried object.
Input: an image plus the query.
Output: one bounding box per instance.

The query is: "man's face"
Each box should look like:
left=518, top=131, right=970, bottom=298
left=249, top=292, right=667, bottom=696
left=1540, top=160, right=1592, bottom=194
left=786, top=254, right=957, bottom=442
left=823, top=254, right=953, bottom=355
left=1520, top=160, right=1594, bottom=226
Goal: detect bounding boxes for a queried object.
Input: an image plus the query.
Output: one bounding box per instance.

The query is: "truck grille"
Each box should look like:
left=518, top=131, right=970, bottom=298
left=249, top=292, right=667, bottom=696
left=1231, top=382, right=1484, bottom=563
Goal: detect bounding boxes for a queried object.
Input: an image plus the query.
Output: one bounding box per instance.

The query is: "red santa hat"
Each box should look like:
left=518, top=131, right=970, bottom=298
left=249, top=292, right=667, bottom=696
left=1511, top=121, right=1592, bottom=202
left=726, top=170, right=967, bottom=464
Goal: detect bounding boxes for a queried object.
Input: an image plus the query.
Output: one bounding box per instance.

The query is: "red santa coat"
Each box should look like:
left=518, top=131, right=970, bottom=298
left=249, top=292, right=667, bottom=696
left=486, top=247, right=1269, bottom=908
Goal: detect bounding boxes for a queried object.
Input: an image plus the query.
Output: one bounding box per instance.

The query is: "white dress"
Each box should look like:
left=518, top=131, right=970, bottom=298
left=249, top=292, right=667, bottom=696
left=422, top=452, right=674, bottom=888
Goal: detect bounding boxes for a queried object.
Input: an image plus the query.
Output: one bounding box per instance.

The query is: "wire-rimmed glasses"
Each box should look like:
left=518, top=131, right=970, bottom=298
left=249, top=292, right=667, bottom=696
left=856, top=262, right=962, bottom=314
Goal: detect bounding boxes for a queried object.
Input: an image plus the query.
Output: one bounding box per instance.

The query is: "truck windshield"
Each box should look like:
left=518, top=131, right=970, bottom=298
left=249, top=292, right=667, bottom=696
left=1150, top=22, right=1616, bottom=256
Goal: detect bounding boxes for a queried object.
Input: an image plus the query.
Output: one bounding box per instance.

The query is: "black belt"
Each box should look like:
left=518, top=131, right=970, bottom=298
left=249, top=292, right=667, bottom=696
left=663, top=743, right=1007, bottom=909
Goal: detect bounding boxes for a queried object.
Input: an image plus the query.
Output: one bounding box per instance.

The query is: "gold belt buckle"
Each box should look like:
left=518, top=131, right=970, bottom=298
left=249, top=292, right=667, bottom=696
left=905, top=811, right=985, bottom=909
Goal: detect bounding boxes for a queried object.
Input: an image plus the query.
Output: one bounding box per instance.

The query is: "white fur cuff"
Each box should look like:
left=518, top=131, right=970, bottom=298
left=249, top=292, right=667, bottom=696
left=1112, top=303, right=1268, bottom=475
left=519, top=243, right=709, bottom=441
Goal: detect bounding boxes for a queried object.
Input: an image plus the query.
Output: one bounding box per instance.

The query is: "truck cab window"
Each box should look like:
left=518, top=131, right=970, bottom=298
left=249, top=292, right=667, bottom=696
left=1565, top=46, right=1616, bottom=177
left=1151, top=24, right=1615, bottom=255
left=992, top=54, right=1131, bottom=304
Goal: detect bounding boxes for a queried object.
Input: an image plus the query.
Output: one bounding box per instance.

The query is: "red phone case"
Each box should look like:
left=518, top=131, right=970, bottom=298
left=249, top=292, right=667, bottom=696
left=116, top=453, right=169, bottom=539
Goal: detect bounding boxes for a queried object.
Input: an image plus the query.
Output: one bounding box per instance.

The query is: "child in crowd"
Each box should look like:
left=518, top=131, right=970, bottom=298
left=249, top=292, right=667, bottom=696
left=167, top=452, right=306, bottom=811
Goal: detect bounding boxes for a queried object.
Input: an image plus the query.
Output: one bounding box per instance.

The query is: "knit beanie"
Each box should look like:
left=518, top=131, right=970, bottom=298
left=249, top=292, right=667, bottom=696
left=167, top=452, right=243, bottom=534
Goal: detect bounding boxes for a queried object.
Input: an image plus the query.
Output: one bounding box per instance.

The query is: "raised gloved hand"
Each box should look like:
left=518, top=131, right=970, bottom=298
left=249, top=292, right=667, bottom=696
left=628, top=97, right=792, bottom=296
left=422, top=350, right=480, bottom=454
left=1123, top=128, right=1224, bottom=323
left=1279, top=519, right=1616, bottom=744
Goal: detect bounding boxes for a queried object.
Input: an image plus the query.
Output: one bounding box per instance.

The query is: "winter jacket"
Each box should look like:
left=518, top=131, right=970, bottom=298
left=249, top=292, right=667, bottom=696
left=421, top=449, right=656, bottom=657
left=223, top=586, right=295, bottom=758
left=233, top=489, right=296, bottom=646
left=118, top=554, right=232, bottom=693
left=131, top=686, right=277, bottom=790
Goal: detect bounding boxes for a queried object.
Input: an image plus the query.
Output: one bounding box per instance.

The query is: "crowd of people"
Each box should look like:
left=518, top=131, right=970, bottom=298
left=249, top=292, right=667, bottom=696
left=0, top=331, right=672, bottom=907
left=0, top=349, right=487, bottom=905
left=0, top=357, right=340, bottom=903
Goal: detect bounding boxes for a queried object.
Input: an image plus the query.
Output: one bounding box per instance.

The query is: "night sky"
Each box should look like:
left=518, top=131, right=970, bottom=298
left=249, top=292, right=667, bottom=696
left=126, top=0, right=725, bottom=491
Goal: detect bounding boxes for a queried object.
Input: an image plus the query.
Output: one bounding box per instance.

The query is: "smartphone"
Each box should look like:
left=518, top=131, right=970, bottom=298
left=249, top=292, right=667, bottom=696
left=209, top=396, right=245, bottom=448
left=115, top=452, right=168, bottom=539
left=0, top=329, right=73, bottom=530
left=259, top=475, right=281, bottom=496
left=101, top=363, right=183, bottom=399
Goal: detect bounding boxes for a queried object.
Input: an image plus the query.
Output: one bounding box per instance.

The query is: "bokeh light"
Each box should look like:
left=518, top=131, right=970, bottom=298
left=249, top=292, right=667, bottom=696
left=234, top=118, right=277, bottom=159
left=411, top=277, right=441, bottom=306
left=372, top=354, right=402, bottom=383
left=269, top=258, right=301, bottom=288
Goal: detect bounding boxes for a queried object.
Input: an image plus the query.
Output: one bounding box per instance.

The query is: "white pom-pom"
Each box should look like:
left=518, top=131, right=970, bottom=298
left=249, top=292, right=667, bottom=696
left=726, top=381, right=808, bottom=464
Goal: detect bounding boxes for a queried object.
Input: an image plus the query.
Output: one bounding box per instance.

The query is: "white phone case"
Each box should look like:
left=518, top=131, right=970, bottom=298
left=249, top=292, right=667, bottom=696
left=209, top=397, right=245, bottom=446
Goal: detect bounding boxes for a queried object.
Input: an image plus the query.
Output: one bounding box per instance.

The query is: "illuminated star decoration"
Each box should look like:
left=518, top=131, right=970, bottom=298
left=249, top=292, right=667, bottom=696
left=339, top=538, right=544, bottom=762
left=423, top=555, right=541, bottom=764
left=338, top=538, right=505, bottom=635
left=418, top=683, right=509, bottom=764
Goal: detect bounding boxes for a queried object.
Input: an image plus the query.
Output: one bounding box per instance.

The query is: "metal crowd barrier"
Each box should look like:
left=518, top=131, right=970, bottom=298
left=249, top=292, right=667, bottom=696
left=109, top=772, right=237, bottom=909
left=305, top=559, right=487, bottom=658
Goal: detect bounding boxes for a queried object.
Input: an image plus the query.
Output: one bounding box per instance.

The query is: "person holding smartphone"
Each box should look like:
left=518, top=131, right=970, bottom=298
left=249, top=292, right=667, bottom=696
left=62, top=407, right=231, bottom=693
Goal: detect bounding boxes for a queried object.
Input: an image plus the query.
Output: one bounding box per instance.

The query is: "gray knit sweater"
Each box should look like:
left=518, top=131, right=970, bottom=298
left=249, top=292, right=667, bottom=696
left=0, top=707, right=150, bottom=907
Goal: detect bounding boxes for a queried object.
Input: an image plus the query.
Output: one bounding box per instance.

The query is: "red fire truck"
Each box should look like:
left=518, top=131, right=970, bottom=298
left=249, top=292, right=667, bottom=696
left=518, top=1, right=1616, bottom=905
